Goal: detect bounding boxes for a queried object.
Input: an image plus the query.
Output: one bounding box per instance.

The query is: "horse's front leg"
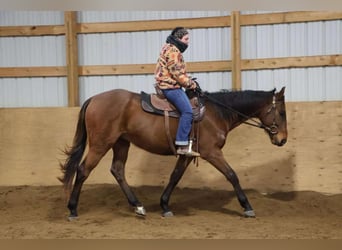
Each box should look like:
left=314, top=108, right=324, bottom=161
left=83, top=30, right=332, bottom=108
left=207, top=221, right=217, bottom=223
left=203, top=151, right=255, bottom=217
left=160, top=156, right=193, bottom=217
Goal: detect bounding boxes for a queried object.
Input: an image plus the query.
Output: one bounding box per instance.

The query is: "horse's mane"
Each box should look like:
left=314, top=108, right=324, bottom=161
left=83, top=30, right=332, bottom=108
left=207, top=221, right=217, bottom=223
left=203, top=89, right=275, bottom=120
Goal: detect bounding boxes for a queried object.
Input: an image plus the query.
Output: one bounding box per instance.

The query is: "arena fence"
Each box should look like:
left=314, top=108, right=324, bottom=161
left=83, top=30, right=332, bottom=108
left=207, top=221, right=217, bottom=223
left=0, top=11, right=341, bottom=106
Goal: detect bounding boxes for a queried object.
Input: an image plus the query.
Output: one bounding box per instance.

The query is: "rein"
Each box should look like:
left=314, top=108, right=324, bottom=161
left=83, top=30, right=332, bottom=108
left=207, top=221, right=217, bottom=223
left=196, top=88, right=279, bottom=135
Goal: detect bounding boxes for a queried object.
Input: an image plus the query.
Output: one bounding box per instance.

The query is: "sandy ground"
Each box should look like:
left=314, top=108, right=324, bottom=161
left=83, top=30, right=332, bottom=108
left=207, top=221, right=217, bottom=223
left=0, top=184, right=341, bottom=239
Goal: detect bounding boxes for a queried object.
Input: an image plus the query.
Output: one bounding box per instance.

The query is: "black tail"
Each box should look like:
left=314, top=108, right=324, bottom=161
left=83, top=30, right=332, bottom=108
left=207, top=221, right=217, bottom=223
left=58, top=98, right=92, bottom=195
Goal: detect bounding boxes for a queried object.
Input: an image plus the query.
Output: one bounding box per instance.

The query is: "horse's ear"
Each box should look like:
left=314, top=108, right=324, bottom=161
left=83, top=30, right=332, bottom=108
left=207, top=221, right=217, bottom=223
left=278, top=86, right=285, bottom=96
left=275, top=86, right=285, bottom=99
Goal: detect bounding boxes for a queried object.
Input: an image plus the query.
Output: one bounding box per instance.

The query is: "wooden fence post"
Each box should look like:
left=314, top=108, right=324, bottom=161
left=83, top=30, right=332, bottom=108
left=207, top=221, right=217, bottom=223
left=65, top=11, right=79, bottom=107
left=231, top=11, right=242, bottom=90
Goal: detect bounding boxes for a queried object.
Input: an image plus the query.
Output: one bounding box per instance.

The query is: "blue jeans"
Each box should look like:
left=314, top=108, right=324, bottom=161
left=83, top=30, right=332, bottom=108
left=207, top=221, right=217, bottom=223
left=162, top=88, right=193, bottom=146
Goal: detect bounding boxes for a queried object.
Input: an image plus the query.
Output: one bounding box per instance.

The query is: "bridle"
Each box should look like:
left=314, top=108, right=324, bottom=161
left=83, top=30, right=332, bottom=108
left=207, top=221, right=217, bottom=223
left=195, top=88, right=280, bottom=135
left=261, top=95, right=279, bottom=135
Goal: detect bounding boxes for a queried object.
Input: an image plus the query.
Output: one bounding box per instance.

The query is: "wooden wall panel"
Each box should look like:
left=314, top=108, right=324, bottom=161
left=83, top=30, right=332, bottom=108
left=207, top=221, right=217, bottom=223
left=0, top=101, right=341, bottom=194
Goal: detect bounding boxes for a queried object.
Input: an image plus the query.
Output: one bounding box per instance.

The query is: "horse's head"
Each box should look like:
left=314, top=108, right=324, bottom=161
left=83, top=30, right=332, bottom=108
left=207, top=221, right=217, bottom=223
left=259, top=87, right=288, bottom=147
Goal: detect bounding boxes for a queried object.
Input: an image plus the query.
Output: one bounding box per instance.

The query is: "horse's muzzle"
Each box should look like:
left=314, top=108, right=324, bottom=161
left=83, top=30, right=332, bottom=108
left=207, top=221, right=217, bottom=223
left=275, top=138, right=287, bottom=147
left=280, top=138, right=287, bottom=146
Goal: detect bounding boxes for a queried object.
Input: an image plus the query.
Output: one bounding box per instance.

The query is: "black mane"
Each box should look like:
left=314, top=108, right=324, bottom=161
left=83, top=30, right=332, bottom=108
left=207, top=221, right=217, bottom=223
left=203, top=89, right=275, bottom=120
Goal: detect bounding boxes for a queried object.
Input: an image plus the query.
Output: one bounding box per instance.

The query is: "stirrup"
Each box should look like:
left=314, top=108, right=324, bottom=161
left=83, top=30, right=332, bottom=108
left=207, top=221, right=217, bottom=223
left=176, top=146, right=200, bottom=157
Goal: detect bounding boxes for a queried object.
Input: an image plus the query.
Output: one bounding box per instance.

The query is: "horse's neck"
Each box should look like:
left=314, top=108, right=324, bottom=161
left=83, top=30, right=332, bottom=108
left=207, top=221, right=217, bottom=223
left=229, top=93, right=270, bottom=129
left=236, top=101, right=267, bottom=117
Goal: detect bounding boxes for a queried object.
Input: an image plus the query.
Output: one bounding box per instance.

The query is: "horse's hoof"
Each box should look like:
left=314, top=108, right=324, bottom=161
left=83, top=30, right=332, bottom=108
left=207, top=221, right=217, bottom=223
left=162, top=211, right=174, bottom=217
left=68, top=215, right=78, bottom=221
left=244, top=210, right=256, bottom=218
left=135, top=206, right=146, bottom=216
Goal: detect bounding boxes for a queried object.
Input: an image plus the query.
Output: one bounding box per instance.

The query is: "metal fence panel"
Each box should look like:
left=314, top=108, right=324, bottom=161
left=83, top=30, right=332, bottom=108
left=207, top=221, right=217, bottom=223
left=0, top=11, right=67, bottom=107
left=0, top=11, right=341, bottom=107
left=241, top=11, right=341, bottom=101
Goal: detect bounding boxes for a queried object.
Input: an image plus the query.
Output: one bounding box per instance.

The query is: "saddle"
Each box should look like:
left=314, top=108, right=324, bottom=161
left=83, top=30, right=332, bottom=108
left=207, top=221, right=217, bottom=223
left=140, top=91, right=205, bottom=122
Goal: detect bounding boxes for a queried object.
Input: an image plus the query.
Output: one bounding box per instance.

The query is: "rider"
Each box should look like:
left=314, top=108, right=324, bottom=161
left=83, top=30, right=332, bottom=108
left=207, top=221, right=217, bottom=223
left=154, top=27, right=200, bottom=157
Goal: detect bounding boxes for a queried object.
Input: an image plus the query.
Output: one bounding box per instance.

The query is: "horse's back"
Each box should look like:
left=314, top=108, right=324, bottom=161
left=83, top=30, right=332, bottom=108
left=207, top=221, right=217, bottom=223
left=84, top=89, right=140, bottom=126
left=92, top=89, right=139, bottom=102
left=89, top=89, right=140, bottom=109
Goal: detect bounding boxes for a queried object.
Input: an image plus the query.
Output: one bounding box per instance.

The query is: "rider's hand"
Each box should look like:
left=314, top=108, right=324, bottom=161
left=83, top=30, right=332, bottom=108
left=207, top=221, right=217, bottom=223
left=188, top=80, right=197, bottom=90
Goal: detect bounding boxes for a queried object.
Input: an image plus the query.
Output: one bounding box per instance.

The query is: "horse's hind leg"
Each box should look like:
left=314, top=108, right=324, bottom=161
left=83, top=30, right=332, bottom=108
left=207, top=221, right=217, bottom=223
left=67, top=149, right=107, bottom=220
left=110, top=138, right=145, bottom=216
left=160, top=156, right=193, bottom=217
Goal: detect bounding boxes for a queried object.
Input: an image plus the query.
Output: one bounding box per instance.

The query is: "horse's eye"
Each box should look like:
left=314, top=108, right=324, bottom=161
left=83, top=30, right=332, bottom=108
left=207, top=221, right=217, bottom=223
left=279, top=111, right=286, bottom=117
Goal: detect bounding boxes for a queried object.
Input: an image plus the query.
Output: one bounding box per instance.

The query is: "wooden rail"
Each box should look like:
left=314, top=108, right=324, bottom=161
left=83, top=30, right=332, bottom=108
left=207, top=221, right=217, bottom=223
left=2, top=54, right=341, bottom=78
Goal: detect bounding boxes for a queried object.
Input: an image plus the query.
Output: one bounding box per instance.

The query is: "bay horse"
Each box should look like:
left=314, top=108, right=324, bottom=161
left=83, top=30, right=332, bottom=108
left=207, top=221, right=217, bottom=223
left=59, top=86, right=287, bottom=220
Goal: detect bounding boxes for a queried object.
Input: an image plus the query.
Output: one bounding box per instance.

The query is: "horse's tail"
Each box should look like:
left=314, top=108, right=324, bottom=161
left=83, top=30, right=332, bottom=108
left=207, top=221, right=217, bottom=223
left=58, top=98, right=92, bottom=199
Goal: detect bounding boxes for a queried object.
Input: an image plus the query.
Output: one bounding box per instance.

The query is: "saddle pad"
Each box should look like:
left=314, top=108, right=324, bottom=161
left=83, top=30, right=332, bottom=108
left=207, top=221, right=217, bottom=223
left=141, top=92, right=180, bottom=118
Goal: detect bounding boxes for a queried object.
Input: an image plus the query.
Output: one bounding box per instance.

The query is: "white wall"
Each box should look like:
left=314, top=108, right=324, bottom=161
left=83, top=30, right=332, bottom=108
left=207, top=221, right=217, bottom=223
left=241, top=11, right=342, bottom=101
left=0, top=11, right=341, bottom=107
left=0, top=11, right=67, bottom=107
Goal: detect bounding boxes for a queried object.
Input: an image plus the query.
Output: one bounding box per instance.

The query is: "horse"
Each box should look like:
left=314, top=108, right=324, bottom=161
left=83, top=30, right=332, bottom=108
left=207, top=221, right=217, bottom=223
left=59, top=86, right=287, bottom=220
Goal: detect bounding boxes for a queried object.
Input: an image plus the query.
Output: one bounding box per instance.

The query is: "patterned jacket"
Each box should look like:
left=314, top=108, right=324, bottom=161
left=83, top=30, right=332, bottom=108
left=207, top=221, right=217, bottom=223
left=154, top=43, right=192, bottom=89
